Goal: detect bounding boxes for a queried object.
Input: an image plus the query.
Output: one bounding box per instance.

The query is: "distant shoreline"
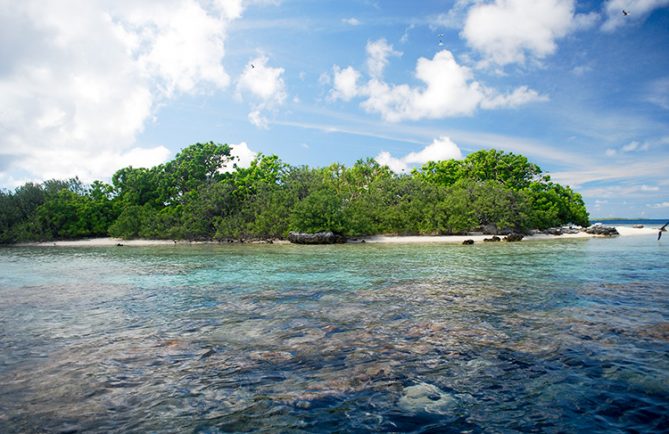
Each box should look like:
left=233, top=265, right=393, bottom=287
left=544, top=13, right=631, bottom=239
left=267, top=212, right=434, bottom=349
left=11, top=226, right=658, bottom=247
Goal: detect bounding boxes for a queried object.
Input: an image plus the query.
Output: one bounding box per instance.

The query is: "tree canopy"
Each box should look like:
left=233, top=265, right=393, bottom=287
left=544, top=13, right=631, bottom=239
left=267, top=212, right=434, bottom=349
left=0, top=143, right=589, bottom=243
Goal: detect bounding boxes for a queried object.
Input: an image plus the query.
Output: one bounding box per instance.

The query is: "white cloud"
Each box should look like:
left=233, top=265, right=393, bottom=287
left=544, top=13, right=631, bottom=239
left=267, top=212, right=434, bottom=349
left=462, top=0, right=594, bottom=67
left=318, top=71, right=331, bottom=86
left=429, top=0, right=478, bottom=30
left=375, top=151, right=409, bottom=173
left=621, top=141, right=649, bottom=152
left=551, top=156, right=669, bottom=187
left=581, top=184, right=660, bottom=198
left=0, top=0, right=243, bottom=185
left=231, top=142, right=258, bottom=167
left=606, top=140, right=652, bottom=156
left=236, top=55, right=287, bottom=128
left=330, top=42, right=547, bottom=122
left=375, top=137, right=463, bottom=173
left=342, top=17, right=361, bottom=26
left=602, top=0, right=669, bottom=32
left=237, top=55, right=286, bottom=103
left=649, top=201, right=669, bottom=208
left=124, top=1, right=232, bottom=96
left=220, top=141, right=258, bottom=172
left=248, top=110, right=269, bottom=129
left=480, top=85, right=549, bottom=109
left=646, top=77, right=669, bottom=110
left=366, top=39, right=401, bottom=79
left=213, top=0, right=244, bottom=19
left=571, top=65, right=593, bottom=76
left=330, top=66, right=361, bottom=101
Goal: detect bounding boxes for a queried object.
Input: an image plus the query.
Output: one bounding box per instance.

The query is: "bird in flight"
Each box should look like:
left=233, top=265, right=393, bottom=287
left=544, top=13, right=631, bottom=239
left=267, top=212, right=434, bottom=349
left=438, top=34, right=444, bottom=47
left=659, top=222, right=668, bottom=240
left=622, top=9, right=630, bottom=16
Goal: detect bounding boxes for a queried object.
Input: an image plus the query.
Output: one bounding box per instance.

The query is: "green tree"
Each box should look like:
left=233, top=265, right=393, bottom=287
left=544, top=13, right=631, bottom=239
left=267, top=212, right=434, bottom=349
left=162, top=141, right=233, bottom=202
left=290, top=187, right=345, bottom=233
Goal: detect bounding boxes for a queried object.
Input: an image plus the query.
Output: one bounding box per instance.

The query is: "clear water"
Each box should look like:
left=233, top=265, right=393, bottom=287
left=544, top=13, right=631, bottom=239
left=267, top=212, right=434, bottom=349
left=1, top=236, right=668, bottom=433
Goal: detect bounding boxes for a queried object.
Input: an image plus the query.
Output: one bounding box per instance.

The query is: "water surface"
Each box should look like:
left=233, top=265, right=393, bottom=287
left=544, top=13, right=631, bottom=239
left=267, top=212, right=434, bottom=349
left=1, top=236, right=668, bottom=432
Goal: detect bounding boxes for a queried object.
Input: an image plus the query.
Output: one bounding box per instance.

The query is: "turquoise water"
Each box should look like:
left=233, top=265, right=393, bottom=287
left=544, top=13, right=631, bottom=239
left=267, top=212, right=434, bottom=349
left=1, top=236, right=668, bottom=433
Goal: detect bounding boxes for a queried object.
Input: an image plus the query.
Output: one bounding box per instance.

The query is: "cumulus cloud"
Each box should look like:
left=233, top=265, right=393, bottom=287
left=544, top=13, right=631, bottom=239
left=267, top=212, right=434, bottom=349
left=231, top=142, right=258, bottom=167
left=330, top=66, right=361, bottom=101
left=329, top=40, right=547, bottom=122
left=236, top=55, right=287, bottom=128
left=602, top=0, right=669, bottom=32
left=375, top=137, right=463, bottom=173
left=219, top=141, right=258, bottom=173
left=462, top=0, right=595, bottom=67
left=366, top=39, right=401, bottom=79
left=0, top=0, right=243, bottom=185
left=342, top=17, right=361, bottom=26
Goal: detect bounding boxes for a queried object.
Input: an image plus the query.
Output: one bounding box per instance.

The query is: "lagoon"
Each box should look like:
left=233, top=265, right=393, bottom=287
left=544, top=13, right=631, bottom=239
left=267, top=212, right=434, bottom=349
left=1, top=235, right=668, bottom=432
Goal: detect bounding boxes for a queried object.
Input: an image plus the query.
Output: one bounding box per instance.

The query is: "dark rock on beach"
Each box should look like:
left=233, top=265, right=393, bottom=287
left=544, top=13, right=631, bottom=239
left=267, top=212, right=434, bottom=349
left=542, top=226, right=580, bottom=235
left=543, top=227, right=564, bottom=235
left=462, top=239, right=474, bottom=245
left=288, top=231, right=347, bottom=244
left=483, top=236, right=501, bottom=242
left=504, top=233, right=524, bottom=242
left=584, top=224, right=619, bottom=236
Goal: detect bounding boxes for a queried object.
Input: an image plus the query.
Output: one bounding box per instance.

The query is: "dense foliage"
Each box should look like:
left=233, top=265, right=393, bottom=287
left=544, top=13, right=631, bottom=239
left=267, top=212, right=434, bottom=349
left=0, top=142, right=589, bottom=243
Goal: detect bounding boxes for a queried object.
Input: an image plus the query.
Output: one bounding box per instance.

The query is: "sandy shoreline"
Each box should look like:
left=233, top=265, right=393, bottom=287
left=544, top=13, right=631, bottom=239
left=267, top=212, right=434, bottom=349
left=364, top=225, right=656, bottom=244
left=11, top=226, right=658, bottom=247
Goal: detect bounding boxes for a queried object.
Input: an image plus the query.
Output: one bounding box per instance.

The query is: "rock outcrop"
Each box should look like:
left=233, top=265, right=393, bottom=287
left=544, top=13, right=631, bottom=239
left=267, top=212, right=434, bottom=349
left=288, top=232, right=347, bottom=244
left=584, top=224, right=619, bottom=236
left=504, top=233, right=524, bottom=242
left=542, top=225, right=582, bottom=235
left=462, top=239, right=474, bottom=245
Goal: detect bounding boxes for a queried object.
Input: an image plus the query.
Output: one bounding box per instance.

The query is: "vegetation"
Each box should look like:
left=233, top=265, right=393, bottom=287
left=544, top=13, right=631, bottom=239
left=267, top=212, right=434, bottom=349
left=0, top=142, right=589, bottom=243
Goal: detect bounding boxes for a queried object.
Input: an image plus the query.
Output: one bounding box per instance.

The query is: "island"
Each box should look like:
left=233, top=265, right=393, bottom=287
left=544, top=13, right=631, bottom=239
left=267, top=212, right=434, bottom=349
left=1, top=142, right=592, bottom=244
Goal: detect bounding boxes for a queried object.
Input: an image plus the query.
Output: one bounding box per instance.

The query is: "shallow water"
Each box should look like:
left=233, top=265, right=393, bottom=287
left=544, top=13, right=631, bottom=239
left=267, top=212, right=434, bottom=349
left=1, top=236, right=668, bottom=433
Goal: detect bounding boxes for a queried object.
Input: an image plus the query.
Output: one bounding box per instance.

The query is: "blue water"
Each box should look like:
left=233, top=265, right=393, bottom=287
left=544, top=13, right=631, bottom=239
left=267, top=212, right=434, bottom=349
left=595, top=218, right=668, bottom=227
left=1, top=236, right=668, bottom=433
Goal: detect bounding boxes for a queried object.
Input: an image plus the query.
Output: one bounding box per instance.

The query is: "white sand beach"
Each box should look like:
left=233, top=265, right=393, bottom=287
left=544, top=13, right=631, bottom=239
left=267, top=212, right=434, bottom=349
left=14, top=226, right=659, bottom=247
left=364, top=225, right=657, bottom=244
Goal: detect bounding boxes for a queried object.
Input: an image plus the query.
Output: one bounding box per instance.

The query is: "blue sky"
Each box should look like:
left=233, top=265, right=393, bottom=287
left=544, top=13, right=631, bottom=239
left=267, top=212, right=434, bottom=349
left=1, top=0, right=668, bottom=218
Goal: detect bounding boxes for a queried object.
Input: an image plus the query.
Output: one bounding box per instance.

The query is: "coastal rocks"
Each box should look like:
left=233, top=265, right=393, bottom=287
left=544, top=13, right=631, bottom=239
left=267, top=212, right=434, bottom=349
left=483, top=236, right=501, bottom=242
left=543, top=227, right=564, bottom=235
left=543, top=225, right=582, bottom=235
left=584, top=224, right=619, bottom=236
left=632, top=224, right=644, bottom=229
left=288, top=231, right=346, bottom=244
left=504, top=233, right=524, bottom=242
left=398, top=383, right=456, bottom=414
left=462, top=239, right=474, bottom=245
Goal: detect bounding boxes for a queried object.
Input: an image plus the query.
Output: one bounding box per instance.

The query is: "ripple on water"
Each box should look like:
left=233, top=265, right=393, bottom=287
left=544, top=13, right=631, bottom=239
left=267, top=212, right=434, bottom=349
left=0, top=240, right=667, bottom=432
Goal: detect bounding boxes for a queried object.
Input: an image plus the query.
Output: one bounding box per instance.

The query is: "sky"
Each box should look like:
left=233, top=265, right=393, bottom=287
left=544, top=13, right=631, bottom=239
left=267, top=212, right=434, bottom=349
left=1, top=0, right=668, bottom=218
